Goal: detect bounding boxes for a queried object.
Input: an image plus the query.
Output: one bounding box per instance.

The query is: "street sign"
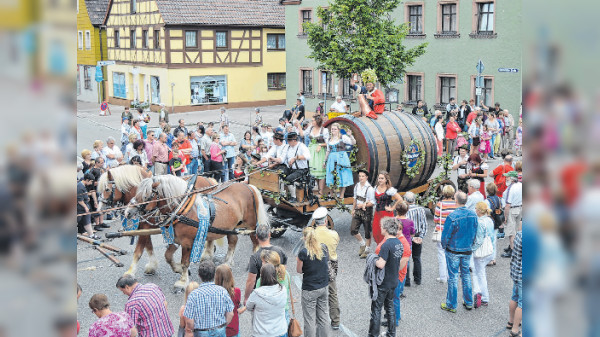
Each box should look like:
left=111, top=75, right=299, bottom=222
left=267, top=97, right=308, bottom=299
left=97, top=60, right=116, bottom=66
left=475, top=87, right=482, bottom=96
left=476, top=76, right=484, bottom=87
left=476, top=60, right=485, bottom=73
left=498, top=68, right=519, bottom=73
left=95, top=65, right=103, bottom=82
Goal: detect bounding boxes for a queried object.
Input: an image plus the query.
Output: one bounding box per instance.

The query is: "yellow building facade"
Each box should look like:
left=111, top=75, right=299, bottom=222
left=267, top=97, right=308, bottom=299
left=105, top=0, right=286, bottom=112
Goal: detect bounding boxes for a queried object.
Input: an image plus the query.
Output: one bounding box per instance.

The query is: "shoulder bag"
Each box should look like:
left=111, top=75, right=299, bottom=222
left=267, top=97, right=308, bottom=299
left=474, top=224, right=493, bottom=258
left=287, top=274, right=303, bottom=337
left=432, top=201, right=443, bottom=242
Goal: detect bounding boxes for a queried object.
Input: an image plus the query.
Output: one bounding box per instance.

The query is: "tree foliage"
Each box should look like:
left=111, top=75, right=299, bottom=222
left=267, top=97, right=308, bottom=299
left=304, top=0, right=427, bottom=87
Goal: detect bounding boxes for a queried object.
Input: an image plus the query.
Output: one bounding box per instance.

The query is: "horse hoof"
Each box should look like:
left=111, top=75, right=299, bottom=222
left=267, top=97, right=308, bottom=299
left=144, top=270, right=156, bottom=276
left=172, top=287, right=184, bottom=294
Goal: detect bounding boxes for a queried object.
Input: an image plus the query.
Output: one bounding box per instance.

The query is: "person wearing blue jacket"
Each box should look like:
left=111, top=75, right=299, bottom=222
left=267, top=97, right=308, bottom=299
left=440, top=191, right=479, bottom=312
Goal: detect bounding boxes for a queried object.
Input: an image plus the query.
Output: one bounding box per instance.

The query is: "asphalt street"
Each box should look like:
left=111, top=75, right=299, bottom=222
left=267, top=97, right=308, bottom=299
left=77, top=101, right=519, bottom=337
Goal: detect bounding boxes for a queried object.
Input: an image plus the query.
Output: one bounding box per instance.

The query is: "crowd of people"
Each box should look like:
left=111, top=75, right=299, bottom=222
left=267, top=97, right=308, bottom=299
left=77, top=100, right=523, bottom=336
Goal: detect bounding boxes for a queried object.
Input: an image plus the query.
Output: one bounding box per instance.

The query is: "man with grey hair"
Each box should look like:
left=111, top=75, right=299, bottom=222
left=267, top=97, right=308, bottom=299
left=465, top=179, right=485, bottom=211
left=440, top=191, right=479, bottom=313
left=253, top=107, right=262, bottom=127
left=330, top=96, right=347, bottom=113
left=369, top=216, right=403, bottom=337
left=244, top=224, right=288, bottom=305
left=103, top=136, right=122, bottom=168
left=405, top=191, right=427, bottom=286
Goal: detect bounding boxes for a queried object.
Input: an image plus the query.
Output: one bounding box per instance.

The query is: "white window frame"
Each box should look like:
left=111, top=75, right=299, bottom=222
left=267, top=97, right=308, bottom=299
left=78, top=31, right=83, bottom=50
left=85, top=30, right=91, bottom=50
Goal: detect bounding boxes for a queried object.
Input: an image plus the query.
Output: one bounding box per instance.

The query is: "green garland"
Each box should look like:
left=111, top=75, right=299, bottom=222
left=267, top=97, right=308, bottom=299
left=416, top=154, right=453, bottom=207
left=401, top=139, right=426, bottom=179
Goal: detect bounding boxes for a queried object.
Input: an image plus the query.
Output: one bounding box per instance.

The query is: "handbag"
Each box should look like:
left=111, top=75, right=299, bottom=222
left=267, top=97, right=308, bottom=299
left=287, top=275, right=303, bottom=337
left=432, top=201, right=443, bottom=242
left=474, top=235, right=493, bottom=258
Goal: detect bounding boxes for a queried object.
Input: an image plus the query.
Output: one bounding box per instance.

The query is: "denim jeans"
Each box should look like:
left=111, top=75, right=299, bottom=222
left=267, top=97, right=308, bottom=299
left=436, top=242, right=448, bottom=281
left=368, top=287, right=396, bottom=337
left=490, top=134, right=496, bottom=157
left=187, top=158, right=199, bottom=175
left=393, top=273, right=406, bottom=324
left=511, top=281, right=522, bottom=308
left=222, top=157, right=235, bottom=181
left=445, top=251, right=473, bottom=309
left=472, top=255, right=493, bottom=302
left=193, top=326, right=226, bottom=337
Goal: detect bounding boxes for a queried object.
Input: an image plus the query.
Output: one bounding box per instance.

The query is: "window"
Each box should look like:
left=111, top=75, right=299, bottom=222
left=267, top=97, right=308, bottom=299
left=130, top=0, right=136, bottom=13
left=407, top=75, right=422, bottom=102
left=342, top=78, right=352, bottom=99
left=113, top=72, right=126, bottom=98
left=142, top=30, right=149, bottom=49
left=85, top=30, right=91, bottom=50
left=408, top=5, right=423, bottom=34
left=267, top=34, right=285, bottom=50
left=185, top=31, right=197, bottom=48
left=154, top=30, right=160, bottom=49
left=301, top=70, right=313, bottom=95
left=439, top=76, right=456, bottom=105
left=477, top=2, right=494, bottom=33
left=130, top=29, right=136, bottom=49
left=190, top=75, right=227, bottom=104
left=320, top=71, right=333, bottom=96
left=78, top=31, right=83, bottom=49
left=441, top=4, right=457, bottom=33
left=267, top=73, right=286, bottom=89
left=216, top=31, right=228, bottom=48
left=300, top=10, right=312, bottom=35
left=83, top=66, right=91, bottom=90
left=151, top=76, right=160, bottom=104
left=115, top=30, right=120, bottom=48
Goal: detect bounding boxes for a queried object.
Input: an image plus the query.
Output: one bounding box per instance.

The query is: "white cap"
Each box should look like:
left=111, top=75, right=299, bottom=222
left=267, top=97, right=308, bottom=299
left=313, top=207, right=328, bottom=220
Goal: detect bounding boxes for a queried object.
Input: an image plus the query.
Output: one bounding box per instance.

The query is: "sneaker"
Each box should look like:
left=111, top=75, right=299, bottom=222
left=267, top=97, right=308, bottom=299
left=501, top=250, right=512, bottom=258
left=440, top=302, right=456, bottom=313
left=474, top=293, right=482, bottom=309
left=359, top=244, right=366, bottom=256
left=481, top=301, right=488, bottom=307
left=90, top=234, right=101, bottom=240
left=100, top=223, right=111, bottom=229
left=462, top=302, right=473, bottom=310
left=400, top=293, right=406, bottom=299
left=503, top=246, right=511, bottom=253
left=331, top=324, right=340, bottom=330
left=93, top=226, right=104, bottom=231
left=497, top=232, right=505, bottom=239
left=436, top=278, right=447, bottom=283
left=360, top=247, right=370, bottom=259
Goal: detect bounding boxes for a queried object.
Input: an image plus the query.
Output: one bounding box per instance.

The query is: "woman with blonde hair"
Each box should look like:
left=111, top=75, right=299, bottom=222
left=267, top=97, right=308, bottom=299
left=371, top=171, right=402, bottom=247
left=297, top=227, right=330, bottom=337
left=215, top=264, right=244, bottom=337
left=324, top=123, right=355, bottom=198
left=257, top=250, right=291, bottom=323
left=178, top=282, right=199, bottom=337
left=81, top=149, right=93, bottom=173
left=433, top=185, right=459, bottom=283
left=472, top=201, right=496, bottom=308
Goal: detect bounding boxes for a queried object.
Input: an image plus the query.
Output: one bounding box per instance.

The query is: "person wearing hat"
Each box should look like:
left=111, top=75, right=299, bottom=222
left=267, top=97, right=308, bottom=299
left=253, top=108, right=262, bottom=127
left=263, top=132, right=287, bottom=170
left=281, top=132, right=310, bottom=202
left=350, top=71, right=385, bottom=115
left=452, top=145, right=471, bottom=193
left=312, top=207, right=342, bottom=330
left=501, top=170, right=522, bottom=258
left=352, top=168, right=375, bottom=259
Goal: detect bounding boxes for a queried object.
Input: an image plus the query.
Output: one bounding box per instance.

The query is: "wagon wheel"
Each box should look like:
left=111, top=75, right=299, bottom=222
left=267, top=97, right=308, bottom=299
left=426, top=179, right=456, bottom=215
left=268, top=208, right=288, bottom=239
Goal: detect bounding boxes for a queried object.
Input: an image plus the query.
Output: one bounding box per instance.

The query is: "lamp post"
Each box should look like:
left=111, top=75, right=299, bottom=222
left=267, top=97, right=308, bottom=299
left=170, top=82, right=175, bottom=115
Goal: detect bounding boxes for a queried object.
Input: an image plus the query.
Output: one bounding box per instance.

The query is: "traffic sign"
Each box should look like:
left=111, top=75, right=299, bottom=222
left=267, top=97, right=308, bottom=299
left=476, top=76, right=484, bottom=87
left=498, top=68, right=519, bottom=73
left=95, top=65, right=104, bottom=82
left=97, top=60, right=116, bottom=66
left=475, top=88, right=482, bottom=96
left=476, top=60, right=485, bottom=73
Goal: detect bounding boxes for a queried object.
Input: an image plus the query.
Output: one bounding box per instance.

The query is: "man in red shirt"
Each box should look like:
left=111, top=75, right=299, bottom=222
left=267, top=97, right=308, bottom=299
left=174, top=130, right=192, bottom=167
left=489, top=155, right=515, bottom=196
left=466, top=107, right=481, bottom=128
left=376, top=220, right=411, bottom=326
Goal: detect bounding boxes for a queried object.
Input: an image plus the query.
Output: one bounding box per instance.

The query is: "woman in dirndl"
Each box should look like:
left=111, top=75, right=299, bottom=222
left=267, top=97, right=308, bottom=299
left=325, top=123, right=355, bottom=198
left=302, top=115, right=329, bottom=196
left=372, top=171, right=402, bottom=244
left=467, top=153, right=489, bottom=196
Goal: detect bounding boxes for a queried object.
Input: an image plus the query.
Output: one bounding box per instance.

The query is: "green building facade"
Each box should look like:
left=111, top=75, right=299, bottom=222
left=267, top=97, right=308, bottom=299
left=283, top=0, right=522, bottom=119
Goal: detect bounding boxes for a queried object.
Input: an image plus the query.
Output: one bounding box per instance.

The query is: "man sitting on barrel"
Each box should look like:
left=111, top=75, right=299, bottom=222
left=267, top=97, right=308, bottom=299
left=350, top=69, right=385, bottom=119
left=281, top=132, right=311, bottom=202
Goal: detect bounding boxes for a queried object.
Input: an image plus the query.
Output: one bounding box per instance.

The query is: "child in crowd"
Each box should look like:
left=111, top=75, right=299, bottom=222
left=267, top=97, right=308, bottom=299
left=215, top=264, right=245, bottom=337
left=178, top=282, right=199, bottom=337
left=169, top=149, right=185, bottom=176
left=479, top=125, right=492, bottom=160
left=233, top=154, right=248, bottom=182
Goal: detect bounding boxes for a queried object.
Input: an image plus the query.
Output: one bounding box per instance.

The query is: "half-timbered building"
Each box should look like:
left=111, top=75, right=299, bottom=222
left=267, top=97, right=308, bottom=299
left=105, top=0, right=286, bottom=112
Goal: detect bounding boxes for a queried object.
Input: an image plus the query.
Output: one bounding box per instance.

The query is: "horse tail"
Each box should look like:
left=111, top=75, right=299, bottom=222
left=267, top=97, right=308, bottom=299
left=248, top=184, right=269, bottom=228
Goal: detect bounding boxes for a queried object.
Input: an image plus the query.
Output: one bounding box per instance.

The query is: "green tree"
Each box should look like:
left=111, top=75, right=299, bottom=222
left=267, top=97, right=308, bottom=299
left=304, top=0, right=427, bottom=87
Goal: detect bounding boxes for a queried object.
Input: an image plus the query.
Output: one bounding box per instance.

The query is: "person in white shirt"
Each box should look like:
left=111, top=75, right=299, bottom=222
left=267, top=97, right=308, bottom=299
left=136, top=108, right=149, bottom=138
left=434, top=115, right=445, bottom=156
left=351, top=169, right=375, bottom=257
left=102, top=137, right=123, bottom=168
left=502, top=171, right=522, bottom=257
left=330, top=96, right=347, bottom=113
left=261, top=132, right=287, bottom=169
left=465, top=179, right=485, bottom=211
left=452, top=146, right=470, bottom=193
left=281, top=132, right=310, bottom=202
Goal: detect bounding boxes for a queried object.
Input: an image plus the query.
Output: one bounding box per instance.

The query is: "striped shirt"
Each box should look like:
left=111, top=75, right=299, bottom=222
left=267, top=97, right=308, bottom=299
left=125, top=283, right=174, bottom=337
left=407, top=204, right=428, bottom=238
left=433, top=200, right=459, bottom=232
left=510, top=231, right=523, bottom=283
left=184, top=282, right=234, bottom=330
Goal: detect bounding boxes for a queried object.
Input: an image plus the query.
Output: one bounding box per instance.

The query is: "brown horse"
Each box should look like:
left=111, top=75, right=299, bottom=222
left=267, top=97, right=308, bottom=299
left=98, top=165, right=217, bottom=277
left=124, top=175, right=267, bottom=290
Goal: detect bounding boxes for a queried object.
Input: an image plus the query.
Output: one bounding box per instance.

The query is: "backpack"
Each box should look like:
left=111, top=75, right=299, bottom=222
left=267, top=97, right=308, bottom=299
left=488, top=195, right=504, bottom=229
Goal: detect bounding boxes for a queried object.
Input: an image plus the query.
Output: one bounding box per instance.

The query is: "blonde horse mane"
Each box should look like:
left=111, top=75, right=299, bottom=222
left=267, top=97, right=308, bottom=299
left=98, top=165, right=146, bottom=193
left=135, top=175, right=208, bottom=216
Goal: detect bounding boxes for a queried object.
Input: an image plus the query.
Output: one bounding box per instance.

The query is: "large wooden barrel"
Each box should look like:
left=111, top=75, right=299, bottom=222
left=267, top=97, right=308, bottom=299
left=323, top=112, right=437, bottom=192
